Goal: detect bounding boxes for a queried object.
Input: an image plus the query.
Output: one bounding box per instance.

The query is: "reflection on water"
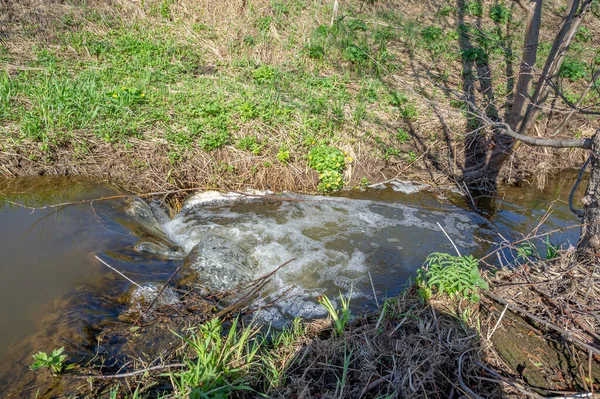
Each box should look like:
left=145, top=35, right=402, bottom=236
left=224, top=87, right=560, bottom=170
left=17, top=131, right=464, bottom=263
left=0, top=178, right=131, bottom=359
left=0, top=175, right=584, bottom=395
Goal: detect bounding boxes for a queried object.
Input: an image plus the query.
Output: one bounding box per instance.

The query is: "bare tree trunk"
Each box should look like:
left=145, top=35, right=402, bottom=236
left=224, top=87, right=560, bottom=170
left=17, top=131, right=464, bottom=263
left=520, top=0, right=593, bottom=134
left=485, top=0, right=593, bottom=174
left=579, top=131, right=600, bottom=255
left=506, top=0, right=542, bottom=132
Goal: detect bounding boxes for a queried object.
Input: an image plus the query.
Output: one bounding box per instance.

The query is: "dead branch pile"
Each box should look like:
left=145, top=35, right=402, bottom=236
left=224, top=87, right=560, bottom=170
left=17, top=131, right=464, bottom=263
left=485, top=251, right=600, bottom=394
left=491, top=253, right=600, bottom=356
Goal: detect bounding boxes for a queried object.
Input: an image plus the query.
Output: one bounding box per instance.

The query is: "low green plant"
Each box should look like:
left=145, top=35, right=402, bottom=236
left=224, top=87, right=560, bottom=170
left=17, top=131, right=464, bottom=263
left=308, top=145, right=346, bottom=192
left=489, top=3, right=511, bottom=24
left=171, top=317, right=261, bottom=398
left=252, top=65, right=278, bottom=84
left=277, top=147, right=290, bottom=164
left=236, top=136, right=262, bottom=155
left=405, top=150, right=417, bottom=163
left=399, top=103, right=418, bottom=120
left=260, top=318, right=306, bottom=391
left=335, top=344, right=353, bottom=398
left=308, top=145, right=346, bottom=173
left=464, top=1, right=483, bottom=17
left=461, top=47, right=488, bottom=64
left=559, top=57, right=588, bottom=81
left=575, top=25, right=591, bottom=42
left=516, top=241, right=537, bottom=261
left=359, top=176, right=370, bottom=189
left=318, top=169, right=344, bottom=191
left=416, top=252, right=488, bottom=302
left=109, top=385, right=141, bottom=399
left=344, top=44, right=368, bottom=63
left=200, top=131, right=230, bottom=151
left=346, top=19, right=368, bottom=31
left=30, top=347, right=73, bottom=374
left=305, top=44, right=325, bottom=59
left=437, top=4, right=456, bottom=16
left=318, top=290, right=352, bottom=336
left=545, top=238, right=560, bottom=260
left=256, top=16, right=273, bottom=33
left=420, top=26, right=447, bottom=53
left=395, top=128, right=410, bottom=144
left=389, top=91, right=409, bottom=107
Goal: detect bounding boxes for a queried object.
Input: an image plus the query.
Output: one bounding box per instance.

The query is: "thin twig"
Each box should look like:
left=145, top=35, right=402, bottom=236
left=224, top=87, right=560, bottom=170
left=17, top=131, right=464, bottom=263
left=487, top=303, right=509, bottom=341
left=5, top=188, right=304, bottom=212
left=95, top=255, right=143, bottom=289
left=136, top=266, right=182, bottom=323
left=75, top=363, right=185, bottom=379
left=436, top=222, right=461, bottom=256
left=474, top=362, right=545, bottom=398
left=368, top=271, right=379, bottom=308
left=480, top=224, right=584, bottom=262
left=570, top=155, right=591, bottom=217
left=457, top=350, right=485, bottom=399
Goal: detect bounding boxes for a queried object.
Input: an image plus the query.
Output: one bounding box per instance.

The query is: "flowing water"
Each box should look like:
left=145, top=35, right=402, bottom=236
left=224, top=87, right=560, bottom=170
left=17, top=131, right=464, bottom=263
left=0, top=175, right=585, bottom=395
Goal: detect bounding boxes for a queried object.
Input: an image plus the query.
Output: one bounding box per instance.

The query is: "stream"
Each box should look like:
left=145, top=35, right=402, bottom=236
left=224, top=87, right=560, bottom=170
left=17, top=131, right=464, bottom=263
left=0, top=175, right=585, bottom=395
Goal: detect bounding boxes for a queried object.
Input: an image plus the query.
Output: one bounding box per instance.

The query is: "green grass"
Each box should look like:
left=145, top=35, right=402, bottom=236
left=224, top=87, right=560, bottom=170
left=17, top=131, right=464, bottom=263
left=1, top=0, right=598, bottom=191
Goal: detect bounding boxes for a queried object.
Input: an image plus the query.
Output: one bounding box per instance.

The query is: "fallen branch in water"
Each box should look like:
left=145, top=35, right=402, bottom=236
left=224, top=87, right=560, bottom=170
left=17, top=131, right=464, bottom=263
left=5, top=187, right=306, bottom=211
left=95, top=255, right=143, bottom=289
left=479, top=224, right=584, bottom=263
left=4, top=188, right=206, bottom=211
left=136, top=266, right=183, bottom=324
left=214, top=258, right=296, bottom=319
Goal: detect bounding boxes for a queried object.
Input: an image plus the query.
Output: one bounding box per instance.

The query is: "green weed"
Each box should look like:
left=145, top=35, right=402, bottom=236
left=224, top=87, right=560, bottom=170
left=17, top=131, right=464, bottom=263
left=399, top=103, right=419, bottom=120
left=318, top=290, right=352, bottom=336
left=420, top=26, right=448, bottom=54
left=464, top=1, right=484, bottom=17
left=252, top=65, right=279, bottom=84
left=545, top=238, right=560, bottom=260
left=559, top=57, right=588, bottom=81
left=236, top=136, right=263, bottom=155
left=389, top=91, right=409, bottom=107
left=200, top=131, right=230, bottom=151
left=277, top=147, right=291, bottom=164
left=417, top=252, right=488, bottom=302
left=171, top=317, right=261, bottom=398
left=30, top=347, right=73, bottom=375
left=395, top=129, right=410, bottom=144
left=305, top=44, right=325, bottom=59
left=260, top=318, right=306, bottom=391
left=437, top=4, right=456, bottom=16
left=308, top=144, right=347, bottom=191
left=489, top=3, right=511, bottom=24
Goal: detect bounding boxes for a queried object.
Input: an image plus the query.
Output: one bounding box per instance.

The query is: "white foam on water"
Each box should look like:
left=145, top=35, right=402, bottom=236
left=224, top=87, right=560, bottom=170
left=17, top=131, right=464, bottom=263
left=161, top=193, right=487, bottom=319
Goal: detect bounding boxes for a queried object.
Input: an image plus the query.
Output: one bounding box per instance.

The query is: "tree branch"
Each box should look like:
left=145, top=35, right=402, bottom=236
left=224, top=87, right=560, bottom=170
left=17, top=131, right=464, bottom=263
left=490, top=122, right=592, bottom=148
left=438, top=84, right=594, bottom=149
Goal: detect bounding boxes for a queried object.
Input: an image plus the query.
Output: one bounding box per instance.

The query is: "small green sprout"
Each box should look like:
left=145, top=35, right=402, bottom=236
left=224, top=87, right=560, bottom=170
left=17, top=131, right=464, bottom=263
left=30, top=347, right=73, bottom=374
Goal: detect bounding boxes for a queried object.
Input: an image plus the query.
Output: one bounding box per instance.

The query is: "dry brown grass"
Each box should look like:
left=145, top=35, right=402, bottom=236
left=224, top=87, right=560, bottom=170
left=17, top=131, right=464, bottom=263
left=270, top=288, right=503, bottom=399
